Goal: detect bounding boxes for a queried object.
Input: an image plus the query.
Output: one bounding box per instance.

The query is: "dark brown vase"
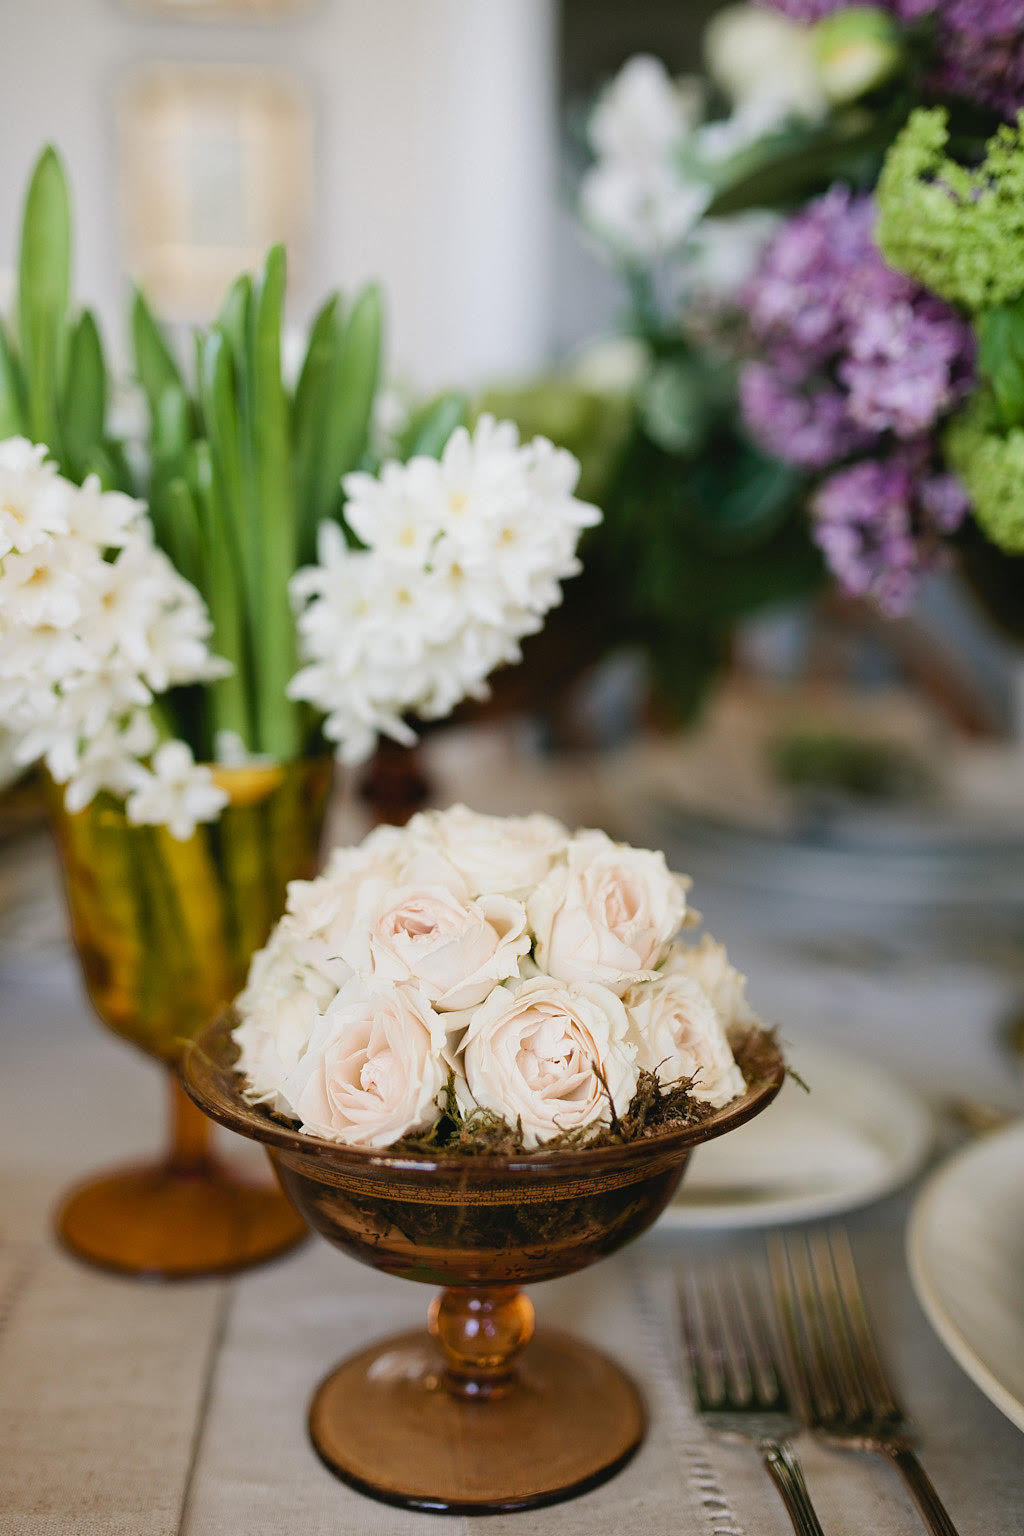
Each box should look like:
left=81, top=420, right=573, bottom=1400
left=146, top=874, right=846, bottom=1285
left=51, top=759, right=333, bottom=1280
left=184, top=1015, right=784, bottom=1512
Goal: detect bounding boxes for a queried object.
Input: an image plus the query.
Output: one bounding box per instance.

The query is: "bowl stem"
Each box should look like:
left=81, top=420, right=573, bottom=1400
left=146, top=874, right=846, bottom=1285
left=428, top=1285, right=535, bottom=1399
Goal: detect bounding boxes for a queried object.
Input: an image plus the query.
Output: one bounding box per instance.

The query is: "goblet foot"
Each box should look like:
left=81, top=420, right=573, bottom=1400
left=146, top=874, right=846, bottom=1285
left=308, top=1325, right=646, bottom=1514
left=56, top=1160, right=308, bottom=1280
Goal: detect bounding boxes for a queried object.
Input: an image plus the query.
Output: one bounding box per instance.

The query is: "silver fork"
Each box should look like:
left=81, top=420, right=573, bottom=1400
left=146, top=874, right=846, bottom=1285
left=769, top=1229, right=960, bottom=1536
left=680, top=1263, right=827, bottom=1536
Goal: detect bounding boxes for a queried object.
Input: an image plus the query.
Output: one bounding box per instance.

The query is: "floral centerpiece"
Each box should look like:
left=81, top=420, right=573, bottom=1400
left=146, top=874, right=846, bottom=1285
left=232, top=805, right=757, bottom=1150
left=184, top=807, right=782, bottom=1513
left=2, top=147, right=599, bottom=1278
left=494, top=3, right=1024, bottom=726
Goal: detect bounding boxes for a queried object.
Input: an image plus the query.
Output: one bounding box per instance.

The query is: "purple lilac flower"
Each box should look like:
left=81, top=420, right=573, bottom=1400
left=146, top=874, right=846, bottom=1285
left=740, top=364, right=873, bottom=469
left=762, top=0, right=1024, bottom=116
left=812, top=445, right=969, bottom=614
left=930, top=1, right=1024, bottom=118
left=739, top=187, right=974, bottom=468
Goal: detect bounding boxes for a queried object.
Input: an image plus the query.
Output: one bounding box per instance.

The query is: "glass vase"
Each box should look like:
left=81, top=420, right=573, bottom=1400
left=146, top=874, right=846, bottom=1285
left=50, top=758, right=333, bottom=1280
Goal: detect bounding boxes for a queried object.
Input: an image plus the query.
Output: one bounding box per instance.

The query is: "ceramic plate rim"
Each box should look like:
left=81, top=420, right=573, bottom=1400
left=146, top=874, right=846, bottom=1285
left=907, top=1122, right=1024, bottom=1436
left=660, top=1040, right=934, bottom=1230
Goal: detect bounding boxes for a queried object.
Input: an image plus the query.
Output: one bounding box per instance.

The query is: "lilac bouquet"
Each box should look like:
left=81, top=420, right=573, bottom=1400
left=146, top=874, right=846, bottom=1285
left=739, top=186, right=975, bottom=612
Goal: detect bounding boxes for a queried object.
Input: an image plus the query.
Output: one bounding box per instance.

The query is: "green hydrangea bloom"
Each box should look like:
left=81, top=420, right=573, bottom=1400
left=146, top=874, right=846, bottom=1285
left=946, top=396, right=1024, bottom=554
left=876, top=109, right=1024, bottom=312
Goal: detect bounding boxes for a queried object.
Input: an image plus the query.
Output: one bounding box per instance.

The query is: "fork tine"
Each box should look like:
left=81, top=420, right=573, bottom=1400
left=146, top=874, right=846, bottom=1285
left=808, top=1230, right=868, bottom=1422
left=770, top=1234, right=841, bottom=1424
left=680, top=1267, right=725, bottom=1411
left=712, top=1267, right=755, bottom=1407
left=827, top=1228, right=902, bottom=1423
left=730, top=1263, right=784, bottom=1410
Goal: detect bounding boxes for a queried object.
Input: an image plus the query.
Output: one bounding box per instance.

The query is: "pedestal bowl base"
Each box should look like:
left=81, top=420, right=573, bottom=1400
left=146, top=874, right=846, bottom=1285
left=308, top=1326, right=646, bottom=1514
left=56, top=1161, right=308, bottom=1281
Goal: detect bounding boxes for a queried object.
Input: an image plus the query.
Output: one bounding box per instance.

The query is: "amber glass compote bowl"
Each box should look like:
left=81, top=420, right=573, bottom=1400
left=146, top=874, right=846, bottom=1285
left=50, top=759, right=332, bottom=1280
left=184, top=1016, right=784, bottom=1513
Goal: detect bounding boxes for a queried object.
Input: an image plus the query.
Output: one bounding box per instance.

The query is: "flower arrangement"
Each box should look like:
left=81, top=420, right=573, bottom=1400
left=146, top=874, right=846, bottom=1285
left=0, top=150, right=598, bottom=834
left=543, top=0, right=1024, bottom=652
left=232, top=806, right=756, bottom=1151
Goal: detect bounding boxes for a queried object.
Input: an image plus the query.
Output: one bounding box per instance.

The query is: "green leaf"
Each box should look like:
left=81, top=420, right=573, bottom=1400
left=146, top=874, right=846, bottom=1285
left=153, top=381, right=192, bottom=464
left=18, top=146, right=71, bottom=453
left=131, top=286, right=185, bottom=418
left=187, top=443, right=251, bottom=748
left=315, top=283, right=382, bottom=525
left=61, top=309, right=107, bottom=477
left=249, top=244, right=301, bottom=758
left=399, top=391, right=467, bottom=462
left=292, top=292, right=342, bottom=555
left=0, top=319, right=26, bottom=439
left=707, top=109, right=903, bottom=216
left=216, top=273, right=252, bottom=363
left=977, top=301, right=1024, bottom=430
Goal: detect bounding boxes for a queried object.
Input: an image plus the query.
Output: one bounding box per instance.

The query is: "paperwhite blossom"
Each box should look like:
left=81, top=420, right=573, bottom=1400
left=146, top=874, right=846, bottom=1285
left=0, top=440, right=228, bottom=830
left=580, top=47, right=817, bottom=274
left=125, top=741, right=229, bottom=840
left=289, top=416, right=600, bottom=765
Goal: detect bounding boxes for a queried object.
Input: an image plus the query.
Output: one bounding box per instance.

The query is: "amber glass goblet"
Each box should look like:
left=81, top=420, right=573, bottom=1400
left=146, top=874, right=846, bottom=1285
left=184, top=1016, right=784, bottom=1513
left=50, top=759, right=332, bottom=1280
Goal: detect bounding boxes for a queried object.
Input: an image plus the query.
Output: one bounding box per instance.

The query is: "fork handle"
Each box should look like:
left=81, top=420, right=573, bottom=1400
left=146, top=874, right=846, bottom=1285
left=760, top=1439, right=827, bottom=1536
left=885, top=1444, right=960, bottom=1536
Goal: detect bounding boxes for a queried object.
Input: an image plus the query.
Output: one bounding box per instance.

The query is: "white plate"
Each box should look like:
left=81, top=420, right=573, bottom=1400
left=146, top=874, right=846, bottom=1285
left=660, top=1038, right=933, bottom=1230
left=908, top=1122, right=1024, bottom=1434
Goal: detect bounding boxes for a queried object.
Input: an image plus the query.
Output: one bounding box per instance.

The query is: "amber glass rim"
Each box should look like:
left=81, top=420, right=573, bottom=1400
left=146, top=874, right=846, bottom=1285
left=182, top=1012, right=785, bottom=1178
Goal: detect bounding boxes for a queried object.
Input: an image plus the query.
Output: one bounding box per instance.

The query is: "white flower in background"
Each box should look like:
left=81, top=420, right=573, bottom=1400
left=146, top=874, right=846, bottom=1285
left=624, top=970, right=746, bottom=1107
left=0, top=438, right=64, bottom=558
left=528, top=829, right=688, bottom=996
left=581, top=57, right=712, bottom=265
left=289, top=416, right=600, bottom=766
left=0, top=442, right=228, bottom=830
left=704, top=5, right=827, bottom=123
left=280, top=978, right=448, bottom=1147
left=664, top=936, right=761, bottom=1042
left=124, top=741, right=228, bottom=840
left=457, top=975, right=639, bottom=1149
left=232, top=808, right=750, bottom=1145
left=682, top=211, right=781, bottom=300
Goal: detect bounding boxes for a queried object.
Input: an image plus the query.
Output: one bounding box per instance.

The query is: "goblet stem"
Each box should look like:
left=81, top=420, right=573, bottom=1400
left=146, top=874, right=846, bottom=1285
left=428, top=1285, right=536, bottom=1399
left=167, top=1071, right=215, bottom=1177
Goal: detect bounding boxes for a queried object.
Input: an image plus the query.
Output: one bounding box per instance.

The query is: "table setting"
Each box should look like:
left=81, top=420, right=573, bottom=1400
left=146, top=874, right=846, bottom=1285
left=2, top=8, right=1024, bottom=1528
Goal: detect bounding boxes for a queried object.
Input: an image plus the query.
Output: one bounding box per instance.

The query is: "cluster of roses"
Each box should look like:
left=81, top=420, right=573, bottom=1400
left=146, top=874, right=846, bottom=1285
left=233, top=806, right=755, bottom=1151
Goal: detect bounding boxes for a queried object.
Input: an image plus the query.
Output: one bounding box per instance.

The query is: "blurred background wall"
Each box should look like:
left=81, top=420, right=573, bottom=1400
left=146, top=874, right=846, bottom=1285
left=0, top=0, right=557, bottom=389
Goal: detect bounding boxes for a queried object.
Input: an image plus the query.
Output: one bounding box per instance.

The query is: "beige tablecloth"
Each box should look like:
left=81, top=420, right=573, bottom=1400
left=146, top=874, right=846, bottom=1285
left=1, top=829, right=1022, bottom=1535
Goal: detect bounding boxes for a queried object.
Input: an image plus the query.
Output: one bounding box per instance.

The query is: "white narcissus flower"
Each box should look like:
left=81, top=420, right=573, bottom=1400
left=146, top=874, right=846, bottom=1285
left=663, top=937, right=761, bottom=1043
left=340, top=882, right=531, bottom=1013
left=125, top=741, right=229, bottom=841
left=528, top=829, right=688, bottom=996
left=281, top=979, right=448, bottom=1148
left=623, top=971, right=745, bottom=1109
left=0, top=443, right=228, bottom=828
left=0, top=438, right=64, bottom=558
left=288, top=417, right=600, bottom=766
left=456, top=975, right=639, bottom=1150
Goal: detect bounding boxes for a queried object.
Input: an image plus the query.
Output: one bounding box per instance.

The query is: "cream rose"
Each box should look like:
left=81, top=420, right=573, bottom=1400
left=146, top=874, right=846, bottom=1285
left=624, top=971, right=745, bottom=1109
left=281, top=979, right=447, bottom=1148
left=232, top=988, right=322, bottom=1116
left=664, top=936, right=760, bottom=1042
left=528, top=829, right=687, bottom=996
left=339, top=883, right=530, bottom=1012
left=403, top=804, right=570, bottom=898
left=457, top=975, right=639, bottom=1149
